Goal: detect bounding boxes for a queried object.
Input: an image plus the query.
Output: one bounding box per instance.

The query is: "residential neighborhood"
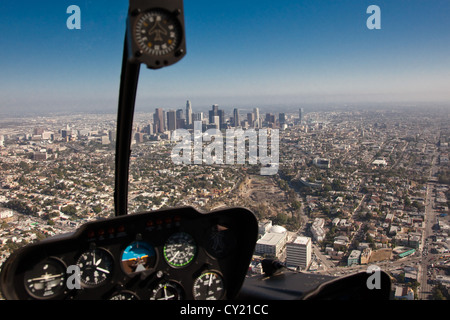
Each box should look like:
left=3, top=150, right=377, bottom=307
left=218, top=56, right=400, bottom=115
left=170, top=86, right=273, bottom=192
left=0, top=105, right=449, bottom=299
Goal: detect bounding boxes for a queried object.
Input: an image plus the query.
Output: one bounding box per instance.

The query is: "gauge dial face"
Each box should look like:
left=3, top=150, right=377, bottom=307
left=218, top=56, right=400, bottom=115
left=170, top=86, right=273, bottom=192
left=163, top=232, right=196, bottom=268
left=193, top=272, right=225, bottom=300
left=76, top=248, right=114, bottom=287
left=150, top=281, right=183, bottom=300
left=24, top=258, right=66, bottom=299
left=134, top=9, right=182, bottom=56
left=121, top=241, right=156, bottom=274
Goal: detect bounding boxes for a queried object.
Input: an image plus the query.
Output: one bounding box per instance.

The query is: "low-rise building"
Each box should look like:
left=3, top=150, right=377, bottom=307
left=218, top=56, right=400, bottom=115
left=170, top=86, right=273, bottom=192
left=347, top=250, right=361, bottom=266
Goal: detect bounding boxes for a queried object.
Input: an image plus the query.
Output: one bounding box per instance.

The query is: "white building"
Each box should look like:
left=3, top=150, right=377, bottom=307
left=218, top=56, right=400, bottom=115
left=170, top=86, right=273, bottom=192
left=311, top=217, right=325, bottom=242
left=255, top=227, right=288, bottom=259
left=286, top=236, right=312, bottom=270
left=0, top=208, right=14, bottom=220
left=313, top=157, right=331, bottom=168
left=258, top=220, right=273, bottom=235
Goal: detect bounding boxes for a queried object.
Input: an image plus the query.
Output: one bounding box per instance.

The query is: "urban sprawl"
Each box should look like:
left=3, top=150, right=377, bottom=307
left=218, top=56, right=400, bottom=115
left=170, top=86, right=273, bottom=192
left=0, top=102, right=449, bottom=300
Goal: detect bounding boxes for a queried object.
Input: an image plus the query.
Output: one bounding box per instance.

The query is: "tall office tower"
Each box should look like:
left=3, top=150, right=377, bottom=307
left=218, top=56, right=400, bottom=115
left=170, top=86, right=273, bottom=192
left=265, top=113, right=275, bottom=124
left=247, top=112, right=255, bottom=127
left=279, top=113, right=286, bottom=126
left=186, top=100, right=192, bottom=126
left=253, top=108, right=260, bottom=128
left=212, top=115, right=220, bottom=128
left=299, top=108, right=303, bottom=124
left=192, top=112, right=203, bottom=122
left=208, top=104, right=219, bottom=124
left=154, top=108, right=165, bottom=133
left=176, top=109, right=184, bottom=120
left=286, top=236, right=312, bottom=271
left=167, top=110, right=177, bottom=131
left=218, top=109, right=225, bottom=127
left=233, top=108, right=240, bottom=127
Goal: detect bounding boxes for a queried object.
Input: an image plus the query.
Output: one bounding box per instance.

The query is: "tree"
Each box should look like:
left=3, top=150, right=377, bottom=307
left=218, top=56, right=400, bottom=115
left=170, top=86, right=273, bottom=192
left=61, top=205, right=77, bottom=215
left=92, top=205, right=102, bottom=214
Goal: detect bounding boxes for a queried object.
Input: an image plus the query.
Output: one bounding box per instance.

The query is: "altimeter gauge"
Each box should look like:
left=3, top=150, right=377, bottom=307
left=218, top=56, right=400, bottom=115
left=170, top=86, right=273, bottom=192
left=24, top=258, right=67, bottom=299
left=193, top=271, right=225, bottom=300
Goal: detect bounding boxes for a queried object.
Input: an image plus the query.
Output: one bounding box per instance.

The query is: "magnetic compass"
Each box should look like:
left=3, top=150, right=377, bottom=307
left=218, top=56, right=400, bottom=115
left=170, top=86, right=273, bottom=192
left=134, top=9, right=182, bottom=57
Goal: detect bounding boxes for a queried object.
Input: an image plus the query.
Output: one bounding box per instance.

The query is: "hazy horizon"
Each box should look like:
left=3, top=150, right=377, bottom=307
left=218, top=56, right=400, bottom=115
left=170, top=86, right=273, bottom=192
left=1, top=1, right=450, bottom=116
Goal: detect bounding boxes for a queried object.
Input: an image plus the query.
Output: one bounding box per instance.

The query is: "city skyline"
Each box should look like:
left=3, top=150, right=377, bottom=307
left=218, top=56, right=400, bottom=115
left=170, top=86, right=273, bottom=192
left=1, top=1, right=450, bottom=116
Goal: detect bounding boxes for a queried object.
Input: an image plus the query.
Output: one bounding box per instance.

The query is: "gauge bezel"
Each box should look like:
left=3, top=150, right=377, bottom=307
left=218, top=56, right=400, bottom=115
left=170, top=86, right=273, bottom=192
left=192, top=270, right=226, bottom=300
left=126, top=1, right=187, bottom=69
left=23, top=256, right=67, bottom=300
left=76, top=247, right=115, bottom=288
left=133, top=9, right=183, bottom=58
left=120, top=240, right=159, bottom=275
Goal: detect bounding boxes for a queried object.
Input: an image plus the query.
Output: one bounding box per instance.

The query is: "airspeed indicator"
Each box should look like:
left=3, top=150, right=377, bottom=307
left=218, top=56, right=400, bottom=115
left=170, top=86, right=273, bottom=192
left=163, top=232, right=196, bottom=268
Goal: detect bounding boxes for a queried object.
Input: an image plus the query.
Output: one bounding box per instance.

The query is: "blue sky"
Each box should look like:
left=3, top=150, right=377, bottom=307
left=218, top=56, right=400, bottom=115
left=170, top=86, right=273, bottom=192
left=0, top=0, right=449, bottom=115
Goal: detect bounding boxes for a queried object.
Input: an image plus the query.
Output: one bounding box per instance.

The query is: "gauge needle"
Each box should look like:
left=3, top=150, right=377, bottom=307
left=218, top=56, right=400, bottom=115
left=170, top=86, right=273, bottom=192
left=28, top=273, right=65, bottom=282
left=161, top=286, right=174, bottom=300
left=169, top=251, right=179, bottom=262
left=96, top=267, right=110, bottom=274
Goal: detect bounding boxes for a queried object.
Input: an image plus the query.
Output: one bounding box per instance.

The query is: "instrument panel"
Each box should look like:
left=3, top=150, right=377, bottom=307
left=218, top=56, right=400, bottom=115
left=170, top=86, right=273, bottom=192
left=0, top=207, right=258, bottom=300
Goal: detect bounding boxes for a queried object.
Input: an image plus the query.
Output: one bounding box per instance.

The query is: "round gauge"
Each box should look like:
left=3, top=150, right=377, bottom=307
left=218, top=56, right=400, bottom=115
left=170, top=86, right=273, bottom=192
left=109, top=291, right=139, bottom=300
left=76, top=248, right=114, bottom=287
left=150, top=281, right=183, bottom=300
left=163, top=232, right=196, bottom=268
left=193, top=271, right=225, bottom=300
left=24, top=258, right=66, bottom=299
left=121, top=241, right=156, bottom=274
left=134, top=9, right=182, bottom=57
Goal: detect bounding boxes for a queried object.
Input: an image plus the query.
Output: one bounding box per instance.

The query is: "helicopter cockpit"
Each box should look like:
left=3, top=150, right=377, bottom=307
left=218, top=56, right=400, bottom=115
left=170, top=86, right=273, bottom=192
left=0, top=0, right=391, bottom=302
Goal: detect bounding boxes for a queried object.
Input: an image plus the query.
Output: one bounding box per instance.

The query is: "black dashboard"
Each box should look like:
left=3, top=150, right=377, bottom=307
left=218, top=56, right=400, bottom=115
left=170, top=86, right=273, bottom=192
left=0, top=206, right=258, bottom=300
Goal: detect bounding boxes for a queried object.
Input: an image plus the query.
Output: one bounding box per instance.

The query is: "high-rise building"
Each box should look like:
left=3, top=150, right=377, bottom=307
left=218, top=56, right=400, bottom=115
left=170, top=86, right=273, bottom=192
left=265, top=113, right=275, bottom=124
left=218, top=109, right=225, bottom=127
left=233, top=108, right=240, bottom=127
left=299, top=108, right=304, bottom=124
left=286, top=236, right=311, bottom=270
left=208, top=104, right=219, bottom=125
left=154, top=108, right=165, bottom=133
left=208, top=104, right=225, bottom=127
left=253, top=108, right=260, bottom=128
left=176, top=109, right=184, bottom=120
left=247, top=112, right=255, bottom=127
left=186, top=100, right=192, bottom=126
left=167, top=110, right=177, bottom=131
left=279, top=113, right=286, bottom=126
left=192, top=112, right=203, bottom=122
